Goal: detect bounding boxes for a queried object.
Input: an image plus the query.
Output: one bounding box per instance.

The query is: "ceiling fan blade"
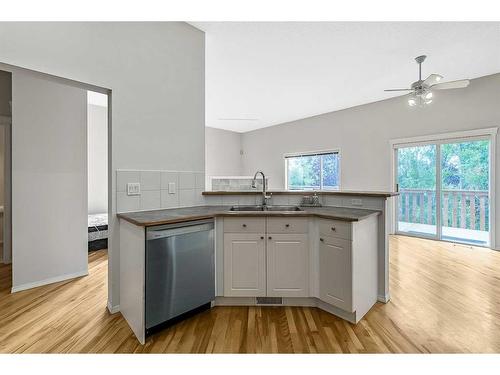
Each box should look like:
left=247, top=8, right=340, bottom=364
left=423, top=74, right=444, bottom=86
left=384, top=89, right=413, bottom=92
left=431, top=79, right=470, bottom=90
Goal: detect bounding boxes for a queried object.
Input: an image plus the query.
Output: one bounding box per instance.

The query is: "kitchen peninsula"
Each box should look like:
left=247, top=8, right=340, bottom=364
left=118, top=190, right=397, bottom=343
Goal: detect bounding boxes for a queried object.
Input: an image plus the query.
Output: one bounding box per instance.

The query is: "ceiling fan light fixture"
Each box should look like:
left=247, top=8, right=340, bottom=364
left=424, top=91, right=433, bottom=100
left=408, top=96, right=417, bottom=107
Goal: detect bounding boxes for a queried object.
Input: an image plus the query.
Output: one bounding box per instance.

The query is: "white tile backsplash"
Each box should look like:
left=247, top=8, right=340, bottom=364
left=324, top=196, right=343, bottom=207
left=271, top=195, right=289, bottom=206
left=161, top=189, right=179, bottom=209
left=195, top=172, right=205, bottom=189
left=179, top=172, right=196, bottom=190
left=195, top=189, right=205, bottom=205
left=117, top=191, right=140, bottom=212
left=204, top=195, right=222, bottom=206
left=116, top=169, right=203, bottom=213
left=238, top=196, right=257, bottom=206
left=140, top=190, right=161, bottom=210
left=140, top=171, right=161, bottom=191
left=222, top=196, right=239, bottom=206
left=117, top=171, right=140, bottom=192
left=117, top=169, right=388, bottom=214
left=161, top=171, right=179, bottom=190
left=179, top=189, right=196, bottom=207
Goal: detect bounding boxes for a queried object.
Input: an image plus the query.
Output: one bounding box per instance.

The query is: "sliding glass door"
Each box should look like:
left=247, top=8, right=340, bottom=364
left=396, top=144, right=438, bottom=237
left=440, top=140, right=490, bottom=245
left=395, top=137, right=491, bottom=247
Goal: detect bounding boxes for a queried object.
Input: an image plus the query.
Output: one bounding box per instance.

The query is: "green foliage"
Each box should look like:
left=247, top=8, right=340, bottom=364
left=287, top=153, right=339, bottom=190
left=397, top=140, right=489, bottom=191
left=397, top=140, right=490, bottom=233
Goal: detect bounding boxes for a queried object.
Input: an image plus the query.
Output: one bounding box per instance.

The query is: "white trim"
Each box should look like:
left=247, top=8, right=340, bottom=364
left=390, top=127, right=497, bottom=249
left=377, top=293, right=390, bottom=303
left=11, top=270, right=88, bottom=293
left=107, top=300, right=120, bottom=314
left=490, top=131, right=496, bottom=249
left=390, top=127, right=498, bottom=148
left=283, top=148, right=342, bottom=191
left=283, top=148, right=341, bottom=158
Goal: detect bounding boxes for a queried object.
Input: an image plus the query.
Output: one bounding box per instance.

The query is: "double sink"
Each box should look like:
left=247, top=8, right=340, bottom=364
left=230, top=205, right=303, bottom=212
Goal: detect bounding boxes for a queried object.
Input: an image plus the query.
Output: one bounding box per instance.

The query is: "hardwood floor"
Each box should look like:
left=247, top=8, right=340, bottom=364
left=1, top=236, right=500, bottom=353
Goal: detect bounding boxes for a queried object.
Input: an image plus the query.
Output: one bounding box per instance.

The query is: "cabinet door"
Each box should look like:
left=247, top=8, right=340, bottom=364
left=267, top=234, right=309, bottom=297
left=223, top=233, right=266, bottom=297
left=319, top=235, right=353, bottom=311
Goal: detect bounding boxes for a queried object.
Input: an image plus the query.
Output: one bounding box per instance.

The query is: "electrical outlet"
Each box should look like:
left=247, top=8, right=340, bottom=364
left=127, top=182, right=141, bottom=196
left=351, top=198, right=363, bottom=206
left=168, top=182, right=176, bottom=194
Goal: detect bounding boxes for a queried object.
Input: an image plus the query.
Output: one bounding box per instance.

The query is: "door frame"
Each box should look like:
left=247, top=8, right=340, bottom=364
left=390, top=127, right=497, bottom=249
left=0, top=62, right=113, bottom=292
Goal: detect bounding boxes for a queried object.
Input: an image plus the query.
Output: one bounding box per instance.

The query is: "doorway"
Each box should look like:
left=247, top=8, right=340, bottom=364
left=0, top=62, right=112, bottom=294
left=87, top=91, right=109, bottom=252
left=392, top=130, right=496, bottom=248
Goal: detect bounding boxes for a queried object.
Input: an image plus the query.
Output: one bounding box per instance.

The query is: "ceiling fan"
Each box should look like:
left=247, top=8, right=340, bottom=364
left=385, top=55, right=470, bottom=107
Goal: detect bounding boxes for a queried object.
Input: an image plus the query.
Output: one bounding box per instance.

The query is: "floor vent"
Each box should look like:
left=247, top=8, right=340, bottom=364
left=256, top=297, right=283, bottom=305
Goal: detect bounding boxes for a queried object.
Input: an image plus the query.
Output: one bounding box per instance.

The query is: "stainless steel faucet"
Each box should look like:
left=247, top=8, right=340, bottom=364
left=251, top=171, right=271, bottom=206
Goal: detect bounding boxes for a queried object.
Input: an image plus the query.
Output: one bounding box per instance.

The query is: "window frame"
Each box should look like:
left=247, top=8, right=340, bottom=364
left=284, top=149, right=341, bottom=191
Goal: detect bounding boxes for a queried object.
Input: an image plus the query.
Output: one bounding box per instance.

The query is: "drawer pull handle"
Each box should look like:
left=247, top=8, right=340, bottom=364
left=285, top=224, right=290, bottom=227
left=260, top=236, right=264, bottom=240
left=242, top=224, right=247, bottom=228
left=331, top=227, right=336, bottom=231
left=320, top=238, right=324, bottom=242
left=268, top=236, right=272, bottom=240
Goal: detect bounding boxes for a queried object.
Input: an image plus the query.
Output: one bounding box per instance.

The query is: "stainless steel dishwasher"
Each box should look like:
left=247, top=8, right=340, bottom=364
left=145, top=219, right=215, bottom=336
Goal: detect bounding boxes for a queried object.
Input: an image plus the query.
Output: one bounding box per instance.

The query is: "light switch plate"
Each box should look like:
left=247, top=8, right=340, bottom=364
left=168, top=182, right=176, bottom=194
left=127, top=182, right=141, bottom=196
left=351, top=198, right=363, bottom=206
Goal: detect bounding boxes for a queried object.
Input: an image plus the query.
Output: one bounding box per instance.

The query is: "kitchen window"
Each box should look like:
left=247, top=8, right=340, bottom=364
left=285, top=150, right=340, bottom=190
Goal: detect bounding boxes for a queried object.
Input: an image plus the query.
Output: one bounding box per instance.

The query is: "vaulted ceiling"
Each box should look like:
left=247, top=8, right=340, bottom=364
left=191, top=22, right=500, bottom=132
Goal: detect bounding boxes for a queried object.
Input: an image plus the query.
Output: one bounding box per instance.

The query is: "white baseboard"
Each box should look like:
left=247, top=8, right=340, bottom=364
left=11, top=270, right=88, bottom=293
left=107, top=300, right=120, bottom=314
left=377, top=293, right=390, bottom=303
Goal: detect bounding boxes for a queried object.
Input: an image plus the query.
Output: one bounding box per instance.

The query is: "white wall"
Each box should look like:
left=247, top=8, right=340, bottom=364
left=11, top=72, right=88, bottom=291
left=0, top=22, right=205, bottom=308
left=240, top=73, right=500, bottom=248
left=88, top=103, right=108, bottom=215
left=205, top=127, right=242, bottom=180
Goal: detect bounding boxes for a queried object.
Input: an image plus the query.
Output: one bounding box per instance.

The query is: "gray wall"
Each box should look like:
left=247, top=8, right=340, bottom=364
left=240, top=73, right=500, bottom=248
left=12, top=72, right=88, bottom=290
left=205, top=126, right=242, bottom=182
left=0, top=22, right=205, bottom=308
left=88, top=103, right=108, bottom=215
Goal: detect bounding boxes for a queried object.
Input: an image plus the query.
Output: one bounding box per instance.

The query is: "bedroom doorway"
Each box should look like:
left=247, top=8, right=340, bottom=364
left=0, top=69, right=11, bottom=269
left=87, top=91, right=109, bottom=252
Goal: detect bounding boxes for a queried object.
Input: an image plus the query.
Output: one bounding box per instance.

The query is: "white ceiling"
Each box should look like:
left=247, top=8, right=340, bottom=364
left=191, top=22, right=500, bottom=133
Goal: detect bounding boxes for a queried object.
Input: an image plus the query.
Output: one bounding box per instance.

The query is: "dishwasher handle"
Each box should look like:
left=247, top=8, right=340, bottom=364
left=147, top=222, right=214, bottom=240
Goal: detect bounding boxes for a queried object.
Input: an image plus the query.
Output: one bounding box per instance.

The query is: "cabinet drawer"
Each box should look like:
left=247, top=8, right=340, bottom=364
left=318, top=219, right=351, bottom=240
left=224, top=217, right=265, bottom=233
left=267, top=217, right=308, bottom=234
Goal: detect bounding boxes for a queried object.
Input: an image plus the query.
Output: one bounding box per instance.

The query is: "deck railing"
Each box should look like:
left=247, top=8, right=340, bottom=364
left=398, top=188, right=489, bottom=231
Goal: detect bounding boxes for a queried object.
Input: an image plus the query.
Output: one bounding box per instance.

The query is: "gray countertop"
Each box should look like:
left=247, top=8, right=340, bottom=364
left=117, top=205, right=381, bottom=227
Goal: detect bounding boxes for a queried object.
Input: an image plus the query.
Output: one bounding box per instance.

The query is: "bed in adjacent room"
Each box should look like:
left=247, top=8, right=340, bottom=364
left=88, top=213, right=108, bottom=251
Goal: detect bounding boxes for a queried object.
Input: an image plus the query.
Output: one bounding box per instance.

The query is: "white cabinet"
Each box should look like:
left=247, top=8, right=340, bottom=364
left=319, top=235, right=353, bottom=311
left=267, top=234, right=309, bottom=297
left=223, top=233, right=266, bottom=297
left=221, top=215, right=378, bottom=323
